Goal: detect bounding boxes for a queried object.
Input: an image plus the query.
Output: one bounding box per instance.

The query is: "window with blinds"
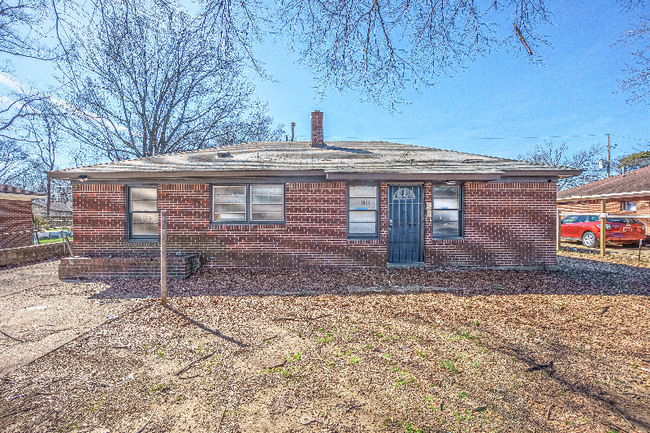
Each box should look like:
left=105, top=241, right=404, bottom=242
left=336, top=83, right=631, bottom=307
left=129, top=187, right=158, bottom=239
left=348, top=185, right=379, bottom=238
left=432, top=186, right=462, bottom=238
left=213, top=184, right=284, bottom=223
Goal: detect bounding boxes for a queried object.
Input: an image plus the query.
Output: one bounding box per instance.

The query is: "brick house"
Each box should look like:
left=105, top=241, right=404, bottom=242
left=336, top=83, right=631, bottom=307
left=0, top=184, right=45, bottom=249
left=49, top=112, right=580, bottom=279
left=557, top=165, right=650, bottom=228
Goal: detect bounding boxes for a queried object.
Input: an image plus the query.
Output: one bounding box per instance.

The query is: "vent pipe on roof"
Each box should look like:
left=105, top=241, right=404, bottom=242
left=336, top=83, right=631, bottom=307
left=623, top=166, right=626, bottom=177
left=291, top=122, right=296, bottom=142
left=311, top=111, right=324, bottom=148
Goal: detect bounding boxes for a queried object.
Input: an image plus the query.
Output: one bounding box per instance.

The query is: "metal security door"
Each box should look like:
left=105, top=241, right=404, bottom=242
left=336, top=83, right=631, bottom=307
left=388, top=185, right=424, bottom=263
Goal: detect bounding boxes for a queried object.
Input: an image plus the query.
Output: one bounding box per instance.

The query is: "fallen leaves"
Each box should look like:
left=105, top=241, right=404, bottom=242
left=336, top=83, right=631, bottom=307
left=0, top=253, right=649, bottom=432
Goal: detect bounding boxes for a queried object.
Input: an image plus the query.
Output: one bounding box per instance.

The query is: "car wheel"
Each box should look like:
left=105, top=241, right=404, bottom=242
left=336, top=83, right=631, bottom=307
left=581, top=231, right=599, bottom=248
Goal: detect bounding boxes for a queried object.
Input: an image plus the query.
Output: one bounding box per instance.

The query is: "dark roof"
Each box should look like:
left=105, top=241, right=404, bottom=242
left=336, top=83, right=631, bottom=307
left=557, top=166, right=650, bottom=203
left=0, top=183, right=44, bottom=198
left=32, top=200, right=72, bottom=213
left=48, top=140, right=582, bottom=182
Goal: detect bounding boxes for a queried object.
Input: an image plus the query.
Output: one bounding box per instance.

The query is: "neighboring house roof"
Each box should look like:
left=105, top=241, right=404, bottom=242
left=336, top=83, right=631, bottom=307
left=32, top=200, right=73, bottom=214
left=0, top=183, right=46, bottom=201
left=557, top=166, right=650, bottom=203
left=48, top=141, right=581, bottom=182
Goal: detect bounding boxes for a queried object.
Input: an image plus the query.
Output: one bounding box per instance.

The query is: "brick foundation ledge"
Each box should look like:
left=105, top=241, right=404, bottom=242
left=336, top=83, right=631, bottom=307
left=59, top=254, right=200, bottom=281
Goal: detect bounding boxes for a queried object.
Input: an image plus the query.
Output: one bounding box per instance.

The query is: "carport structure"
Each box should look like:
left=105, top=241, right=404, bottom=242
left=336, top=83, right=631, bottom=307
left=557, top=166, right=650, bottom=257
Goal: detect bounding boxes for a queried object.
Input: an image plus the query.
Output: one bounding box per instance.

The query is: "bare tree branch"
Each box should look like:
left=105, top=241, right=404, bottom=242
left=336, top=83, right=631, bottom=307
left=518, top=141, right=603, bottom=190
left=54, top=0, right=283, bottom=160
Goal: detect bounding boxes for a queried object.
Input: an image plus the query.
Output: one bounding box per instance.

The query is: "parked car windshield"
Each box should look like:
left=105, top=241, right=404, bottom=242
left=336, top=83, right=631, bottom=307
left=606, top=217, right=636, bottom=223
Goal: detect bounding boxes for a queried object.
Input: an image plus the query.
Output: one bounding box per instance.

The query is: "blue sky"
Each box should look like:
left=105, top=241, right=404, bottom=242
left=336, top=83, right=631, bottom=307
left=246, top=1, right=649, bottom=162
left=2, top=0, right=649, bottom=168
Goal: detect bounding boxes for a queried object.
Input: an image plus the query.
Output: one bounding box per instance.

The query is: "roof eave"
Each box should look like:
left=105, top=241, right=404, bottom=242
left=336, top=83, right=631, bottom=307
left=325, top=172, right=503, bottom=181
left=0, top=193, right=46, bottom=201
left=503, top=169, right=583, bottom=178
left=557, top=190, right=650, bottom=203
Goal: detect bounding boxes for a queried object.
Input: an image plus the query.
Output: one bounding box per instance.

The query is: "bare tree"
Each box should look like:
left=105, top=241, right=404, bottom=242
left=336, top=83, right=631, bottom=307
left=0, top=0, right=49, bottom=58
left=54, top=0, right=282, bottom=160
left=518, top=141, right=603, bottom=190
left=218, top=102, right=286, bottom=146
left=0, top=138, right=32, bottom=183
left=271, top=0, right=553, bottom=107
left=26, top=99, right=61, bottom=215
left=619, top=15, right=650, bottom=102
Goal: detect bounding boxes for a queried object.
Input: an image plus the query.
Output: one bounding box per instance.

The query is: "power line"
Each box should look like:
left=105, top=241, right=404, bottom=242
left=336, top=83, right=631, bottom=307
left=610, top=134, right=650, bottom=142
left=324, top=133, right=610, bottom=141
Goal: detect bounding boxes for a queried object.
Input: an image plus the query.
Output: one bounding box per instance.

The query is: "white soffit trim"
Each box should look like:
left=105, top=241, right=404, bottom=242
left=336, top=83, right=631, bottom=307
left=557, top=190, right=650, bottom=203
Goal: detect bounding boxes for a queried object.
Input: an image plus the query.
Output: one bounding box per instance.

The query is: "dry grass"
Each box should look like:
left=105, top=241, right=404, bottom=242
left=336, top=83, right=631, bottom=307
left=0, top=253, right=649, bottom=433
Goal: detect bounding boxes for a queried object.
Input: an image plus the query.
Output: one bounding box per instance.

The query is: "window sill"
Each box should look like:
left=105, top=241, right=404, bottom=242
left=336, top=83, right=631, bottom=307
left=347, top=236, right=380, bottom=241
left=211, top=221, right=286, bottom=227
left=126, top=238, right=159, bottom=244
left=431, top=236, right=464, bottom=242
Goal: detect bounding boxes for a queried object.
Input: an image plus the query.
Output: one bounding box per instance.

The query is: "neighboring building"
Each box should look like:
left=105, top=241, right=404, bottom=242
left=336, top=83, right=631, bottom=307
left=557, top=166, right=650, bottom=227
left=32, top=199, right=73, bottom=217
left=0, top=184, right=46, bottom=249
left=48, top=112, right=580, bottom=278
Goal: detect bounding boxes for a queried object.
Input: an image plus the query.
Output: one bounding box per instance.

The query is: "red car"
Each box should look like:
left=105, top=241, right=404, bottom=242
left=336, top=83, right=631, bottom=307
left=561, top=215, right=647, bottom=248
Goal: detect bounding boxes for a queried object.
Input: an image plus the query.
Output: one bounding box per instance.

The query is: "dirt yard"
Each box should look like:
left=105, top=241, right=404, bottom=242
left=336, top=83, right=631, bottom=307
left=0, top=254, right=649, bottom=433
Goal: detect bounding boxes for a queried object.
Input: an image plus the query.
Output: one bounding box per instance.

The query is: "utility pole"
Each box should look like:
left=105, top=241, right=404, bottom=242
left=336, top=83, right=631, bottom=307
left=606, top=134, right=611, bottom=178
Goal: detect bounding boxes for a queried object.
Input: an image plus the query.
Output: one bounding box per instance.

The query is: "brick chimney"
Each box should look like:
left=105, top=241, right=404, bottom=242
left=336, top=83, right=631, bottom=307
left=311, top=111, right=324, bottom=147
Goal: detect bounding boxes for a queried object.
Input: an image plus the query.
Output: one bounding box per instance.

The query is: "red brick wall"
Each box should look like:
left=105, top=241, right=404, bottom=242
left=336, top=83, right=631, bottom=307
left=59, top=254, right=200, bottom=280
left=72, top=181, right=557, bottom=269
left=0, top=199, right=34, bottom=249
left=425, top=182, right=557, bottom=268
left=558, top=197, right=650, bottom=228
left=0, top=242, right=68, bottom=268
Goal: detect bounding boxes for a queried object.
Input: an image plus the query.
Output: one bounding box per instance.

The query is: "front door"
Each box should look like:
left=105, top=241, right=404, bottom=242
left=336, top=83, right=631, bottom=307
left=388, top=185, right=424, bottom=263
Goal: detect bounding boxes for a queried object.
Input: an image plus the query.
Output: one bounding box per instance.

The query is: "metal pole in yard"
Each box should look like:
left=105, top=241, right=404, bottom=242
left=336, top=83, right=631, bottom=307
left=556, top=209, right=561, bottom=251
left=600, top=200, right=606, bottom=257
left=640, top=239, right=643, bottom=262
left=161, top=210, right=168, bottom=305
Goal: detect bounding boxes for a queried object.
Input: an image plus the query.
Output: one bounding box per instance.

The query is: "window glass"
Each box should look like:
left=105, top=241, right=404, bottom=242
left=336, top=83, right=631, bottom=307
left=251, top=185, right=284, bottom=221
left=622, top=201, right=637, bottom=211
left=575, top=216, right=587, bottom=223
left=213, top=185, right=285, bottom=223
left=562, top=216, right=577, bottom=224
left=129, top=187, right=158, bottom=239
left=588, top=215, right=600, bottom=222
left=432, top=186, right=461, bottom=237
left=348, top=185, right=378, bottom=237
left=432, top=186, right=459, bottom=209
left=213, top=186, right=246, bottom=222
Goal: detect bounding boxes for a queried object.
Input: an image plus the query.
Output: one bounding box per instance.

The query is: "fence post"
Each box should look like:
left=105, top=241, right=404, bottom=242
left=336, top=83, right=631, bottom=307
left=600, top=200, right=606, bottom=257
left=556, top=209, right=561, bottom=251
left=160, top=210, right=167, bottom=305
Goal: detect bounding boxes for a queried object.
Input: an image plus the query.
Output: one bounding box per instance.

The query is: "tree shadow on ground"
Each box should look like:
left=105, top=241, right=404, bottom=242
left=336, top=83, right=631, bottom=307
left=483, top=328, right=650, bottom=432
left=162, top=303, right=248, bottom=348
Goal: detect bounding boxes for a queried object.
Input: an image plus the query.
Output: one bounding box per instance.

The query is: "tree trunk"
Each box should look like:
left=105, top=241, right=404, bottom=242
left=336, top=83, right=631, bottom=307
left=46, top=175, right=51, bottom=217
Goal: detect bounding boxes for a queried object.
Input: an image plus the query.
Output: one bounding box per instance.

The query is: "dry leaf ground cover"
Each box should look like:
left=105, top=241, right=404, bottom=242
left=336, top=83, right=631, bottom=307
left=0, top=254, right=649, bottom=433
